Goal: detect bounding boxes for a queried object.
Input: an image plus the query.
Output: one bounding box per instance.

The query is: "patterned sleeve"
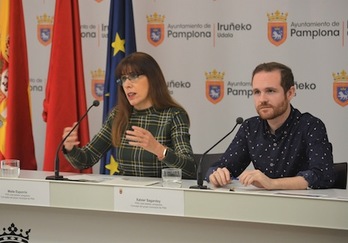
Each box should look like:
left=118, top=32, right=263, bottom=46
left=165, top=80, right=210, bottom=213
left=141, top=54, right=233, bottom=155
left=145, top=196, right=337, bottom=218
left=297, top=116, right=335, bottom=189
left=162, top=108, right=196, bottom=179
left=63, top=109, right=115, bottom=169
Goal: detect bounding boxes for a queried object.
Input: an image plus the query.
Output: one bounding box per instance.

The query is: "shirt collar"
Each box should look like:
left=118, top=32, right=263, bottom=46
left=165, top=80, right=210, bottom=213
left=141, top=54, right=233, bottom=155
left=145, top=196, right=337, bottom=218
left=263, top=105, right=299, bottom=136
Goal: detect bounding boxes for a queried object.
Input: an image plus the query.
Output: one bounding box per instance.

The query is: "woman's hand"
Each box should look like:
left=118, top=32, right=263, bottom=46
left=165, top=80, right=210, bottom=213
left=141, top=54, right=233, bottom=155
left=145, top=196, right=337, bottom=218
left=62, top=122, right=80, bottom=151
left=126, top=126, right=165, bottom=158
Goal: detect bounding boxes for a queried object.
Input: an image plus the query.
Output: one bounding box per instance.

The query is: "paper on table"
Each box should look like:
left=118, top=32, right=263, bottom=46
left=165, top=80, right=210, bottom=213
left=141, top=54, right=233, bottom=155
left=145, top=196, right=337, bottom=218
left=272, top=191, right=327, bottom=198
left=217, top=180, right=263, bottom=192
left=65, top=174, right=106, bottom=183
left=65, top=175, right=161, bottom=186
left=106, top=176, right=161, bottom=186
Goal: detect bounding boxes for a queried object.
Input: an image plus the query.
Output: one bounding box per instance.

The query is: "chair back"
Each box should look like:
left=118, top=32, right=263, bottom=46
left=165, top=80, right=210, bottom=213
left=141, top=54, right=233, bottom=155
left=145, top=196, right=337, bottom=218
left=193, top=153, right=223, bottom=179
left=332, top=162, right=347, bottom=189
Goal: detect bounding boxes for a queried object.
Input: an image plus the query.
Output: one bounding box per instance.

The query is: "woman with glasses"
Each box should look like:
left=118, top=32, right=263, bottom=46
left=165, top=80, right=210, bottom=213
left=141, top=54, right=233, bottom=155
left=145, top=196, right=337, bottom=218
left=62, top=52, right=196, bottom=179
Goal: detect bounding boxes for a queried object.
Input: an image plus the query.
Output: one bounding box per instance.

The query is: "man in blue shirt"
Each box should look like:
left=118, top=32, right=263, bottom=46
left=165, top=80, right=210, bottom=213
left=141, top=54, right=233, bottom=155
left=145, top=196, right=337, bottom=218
left=207, top=62, right=335, bottom=189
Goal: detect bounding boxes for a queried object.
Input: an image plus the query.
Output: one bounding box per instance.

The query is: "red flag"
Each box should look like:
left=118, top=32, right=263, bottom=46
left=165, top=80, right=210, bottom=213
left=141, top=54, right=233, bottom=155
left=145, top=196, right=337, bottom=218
left=0, top=0, right=37, bottom=170
left=42, top=0, right=91, bottom=173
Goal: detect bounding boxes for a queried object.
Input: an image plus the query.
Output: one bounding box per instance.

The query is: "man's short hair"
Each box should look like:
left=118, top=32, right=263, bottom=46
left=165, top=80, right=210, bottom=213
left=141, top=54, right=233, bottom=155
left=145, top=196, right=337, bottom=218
left=252, top=62, right=294, bottom=93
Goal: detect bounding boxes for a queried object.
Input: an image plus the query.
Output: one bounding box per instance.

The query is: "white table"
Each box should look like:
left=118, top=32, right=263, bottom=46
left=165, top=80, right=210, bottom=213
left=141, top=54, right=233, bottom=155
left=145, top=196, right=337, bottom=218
left=1, top=170, right=348, bottom=242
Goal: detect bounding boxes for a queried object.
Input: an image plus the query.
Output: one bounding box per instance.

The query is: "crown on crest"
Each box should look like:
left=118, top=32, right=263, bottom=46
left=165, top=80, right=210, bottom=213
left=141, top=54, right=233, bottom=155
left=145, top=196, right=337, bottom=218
left=332, top=70, right=348, bottom=82
left=37, top=13, right=54, bottom=24
left=146, top=12, right=165, bottom=23
left=267, top=10, right=288, bottom=22
left=0, top=223, right=31, bottom=242
left=91, top=68, right=105, bottom=80
left=205, top=69, right=225, bottom=80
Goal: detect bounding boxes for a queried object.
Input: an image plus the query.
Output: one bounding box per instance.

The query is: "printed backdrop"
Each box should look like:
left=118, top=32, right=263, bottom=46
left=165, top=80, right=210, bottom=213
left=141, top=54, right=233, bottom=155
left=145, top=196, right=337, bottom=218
left=23, top=0, right=348, bottom=171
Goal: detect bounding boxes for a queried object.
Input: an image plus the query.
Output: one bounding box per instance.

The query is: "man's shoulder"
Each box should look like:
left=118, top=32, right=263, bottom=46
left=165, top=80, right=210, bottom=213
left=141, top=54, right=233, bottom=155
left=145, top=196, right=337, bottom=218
left=298, top=111, right=323, bottom=123
left=245, top=115, right=262, bottom=124
left=240, top=116, right=264, bottom=131
left=294, top=110, right=327, bottom=130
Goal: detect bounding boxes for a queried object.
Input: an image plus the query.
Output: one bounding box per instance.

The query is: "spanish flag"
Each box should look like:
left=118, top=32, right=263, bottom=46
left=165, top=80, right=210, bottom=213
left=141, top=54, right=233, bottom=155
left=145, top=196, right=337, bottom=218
left=0, top=0, right=37, bottom=169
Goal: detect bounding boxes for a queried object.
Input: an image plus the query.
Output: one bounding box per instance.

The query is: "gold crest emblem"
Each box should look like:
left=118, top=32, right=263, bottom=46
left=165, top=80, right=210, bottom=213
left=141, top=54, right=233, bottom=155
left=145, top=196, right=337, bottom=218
left=332, top=70, right=348, bottom=107
left=91, top=68, right=105, bottom=102
left=267, top=10, right=288, bottom=46
left=205, top=69, right=225, bottom=104
left=37, top=13, right=53, bottom=46
left=146, top=12, right=165, bottom=47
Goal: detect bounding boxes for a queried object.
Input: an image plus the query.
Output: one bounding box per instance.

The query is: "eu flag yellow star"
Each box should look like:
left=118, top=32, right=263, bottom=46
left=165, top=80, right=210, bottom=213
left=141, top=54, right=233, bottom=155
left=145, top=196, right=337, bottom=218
left=105, top=155, right=119, bottom=175
left=111, top=33, right=125, bottom=56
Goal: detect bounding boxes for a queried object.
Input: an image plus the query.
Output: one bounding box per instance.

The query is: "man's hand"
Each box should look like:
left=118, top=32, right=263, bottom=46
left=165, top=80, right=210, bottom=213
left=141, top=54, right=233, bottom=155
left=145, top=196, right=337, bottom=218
left=209, top=167, right=231, bottom=187
left=238, top=170, right=273, bottom=189
left=238, top=170, right=309, bottom=190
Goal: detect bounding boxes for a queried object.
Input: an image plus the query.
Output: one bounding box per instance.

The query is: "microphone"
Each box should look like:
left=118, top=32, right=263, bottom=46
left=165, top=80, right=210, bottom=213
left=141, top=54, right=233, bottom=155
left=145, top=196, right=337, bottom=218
left=190, top=117, right=243, bottom=189
left=46, top=100, right=100, bottom=180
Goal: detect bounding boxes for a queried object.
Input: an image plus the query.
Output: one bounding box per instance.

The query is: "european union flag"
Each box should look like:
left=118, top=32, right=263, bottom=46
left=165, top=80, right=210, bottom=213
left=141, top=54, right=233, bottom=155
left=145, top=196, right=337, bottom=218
left=100, top=0, right=136, bottom=175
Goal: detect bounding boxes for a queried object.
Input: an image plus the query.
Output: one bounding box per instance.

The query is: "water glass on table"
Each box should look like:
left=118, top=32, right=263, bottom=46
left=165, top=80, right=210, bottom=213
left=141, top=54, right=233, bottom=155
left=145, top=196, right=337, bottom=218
left=0, top=159, right=20, bottom=178
left=162, top=168, right=182, bottom=188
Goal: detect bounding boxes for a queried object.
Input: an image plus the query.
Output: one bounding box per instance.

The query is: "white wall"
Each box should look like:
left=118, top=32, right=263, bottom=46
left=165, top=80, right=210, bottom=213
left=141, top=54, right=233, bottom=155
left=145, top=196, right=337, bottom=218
left=24, top=0, right=348, bottom=172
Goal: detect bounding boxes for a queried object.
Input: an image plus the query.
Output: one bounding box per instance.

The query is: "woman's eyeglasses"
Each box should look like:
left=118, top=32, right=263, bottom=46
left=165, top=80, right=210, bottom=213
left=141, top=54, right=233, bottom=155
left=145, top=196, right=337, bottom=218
left=116, top=73, right=144, bottom=86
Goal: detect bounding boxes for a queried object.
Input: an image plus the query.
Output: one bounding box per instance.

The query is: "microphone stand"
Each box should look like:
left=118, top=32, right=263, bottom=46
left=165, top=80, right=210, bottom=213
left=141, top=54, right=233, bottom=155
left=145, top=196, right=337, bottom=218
left=190, top=117, right=243, bottom=189
left=46, top=101, right=99, bottom=180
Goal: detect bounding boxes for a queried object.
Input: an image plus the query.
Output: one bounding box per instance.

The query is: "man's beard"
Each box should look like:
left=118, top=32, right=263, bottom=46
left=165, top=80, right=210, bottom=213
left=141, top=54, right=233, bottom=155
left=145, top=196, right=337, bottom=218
left=257, top=99, right=288, bottom=120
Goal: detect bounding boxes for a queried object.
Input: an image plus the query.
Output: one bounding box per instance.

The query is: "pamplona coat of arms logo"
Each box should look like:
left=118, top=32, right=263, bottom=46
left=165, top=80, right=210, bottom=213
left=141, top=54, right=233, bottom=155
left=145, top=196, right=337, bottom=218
left=0, top=223, right=31, bottom=243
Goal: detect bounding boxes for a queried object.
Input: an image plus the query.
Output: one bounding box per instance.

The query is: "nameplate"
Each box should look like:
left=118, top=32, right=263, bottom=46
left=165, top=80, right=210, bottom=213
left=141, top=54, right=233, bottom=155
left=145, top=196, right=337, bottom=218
left=114, top=186, right=184, bottom=216
left=0, top=179, right=49, bottom=206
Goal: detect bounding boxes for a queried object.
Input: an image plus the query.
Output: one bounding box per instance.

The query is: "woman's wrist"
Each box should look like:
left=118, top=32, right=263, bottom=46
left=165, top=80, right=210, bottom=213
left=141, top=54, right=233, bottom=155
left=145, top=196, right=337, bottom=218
left=157, top=146, right=167, bottom=160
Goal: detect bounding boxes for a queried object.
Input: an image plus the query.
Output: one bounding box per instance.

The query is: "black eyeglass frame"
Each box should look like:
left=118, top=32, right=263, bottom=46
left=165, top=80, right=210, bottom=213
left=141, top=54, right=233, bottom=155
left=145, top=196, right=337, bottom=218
left=116, top=73, right=144, bottom=86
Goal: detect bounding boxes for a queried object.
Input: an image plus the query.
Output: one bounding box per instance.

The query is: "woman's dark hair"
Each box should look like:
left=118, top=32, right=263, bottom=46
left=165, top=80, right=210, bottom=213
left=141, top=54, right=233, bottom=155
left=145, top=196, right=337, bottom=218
left=112, top=52, right=188, bottom=146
